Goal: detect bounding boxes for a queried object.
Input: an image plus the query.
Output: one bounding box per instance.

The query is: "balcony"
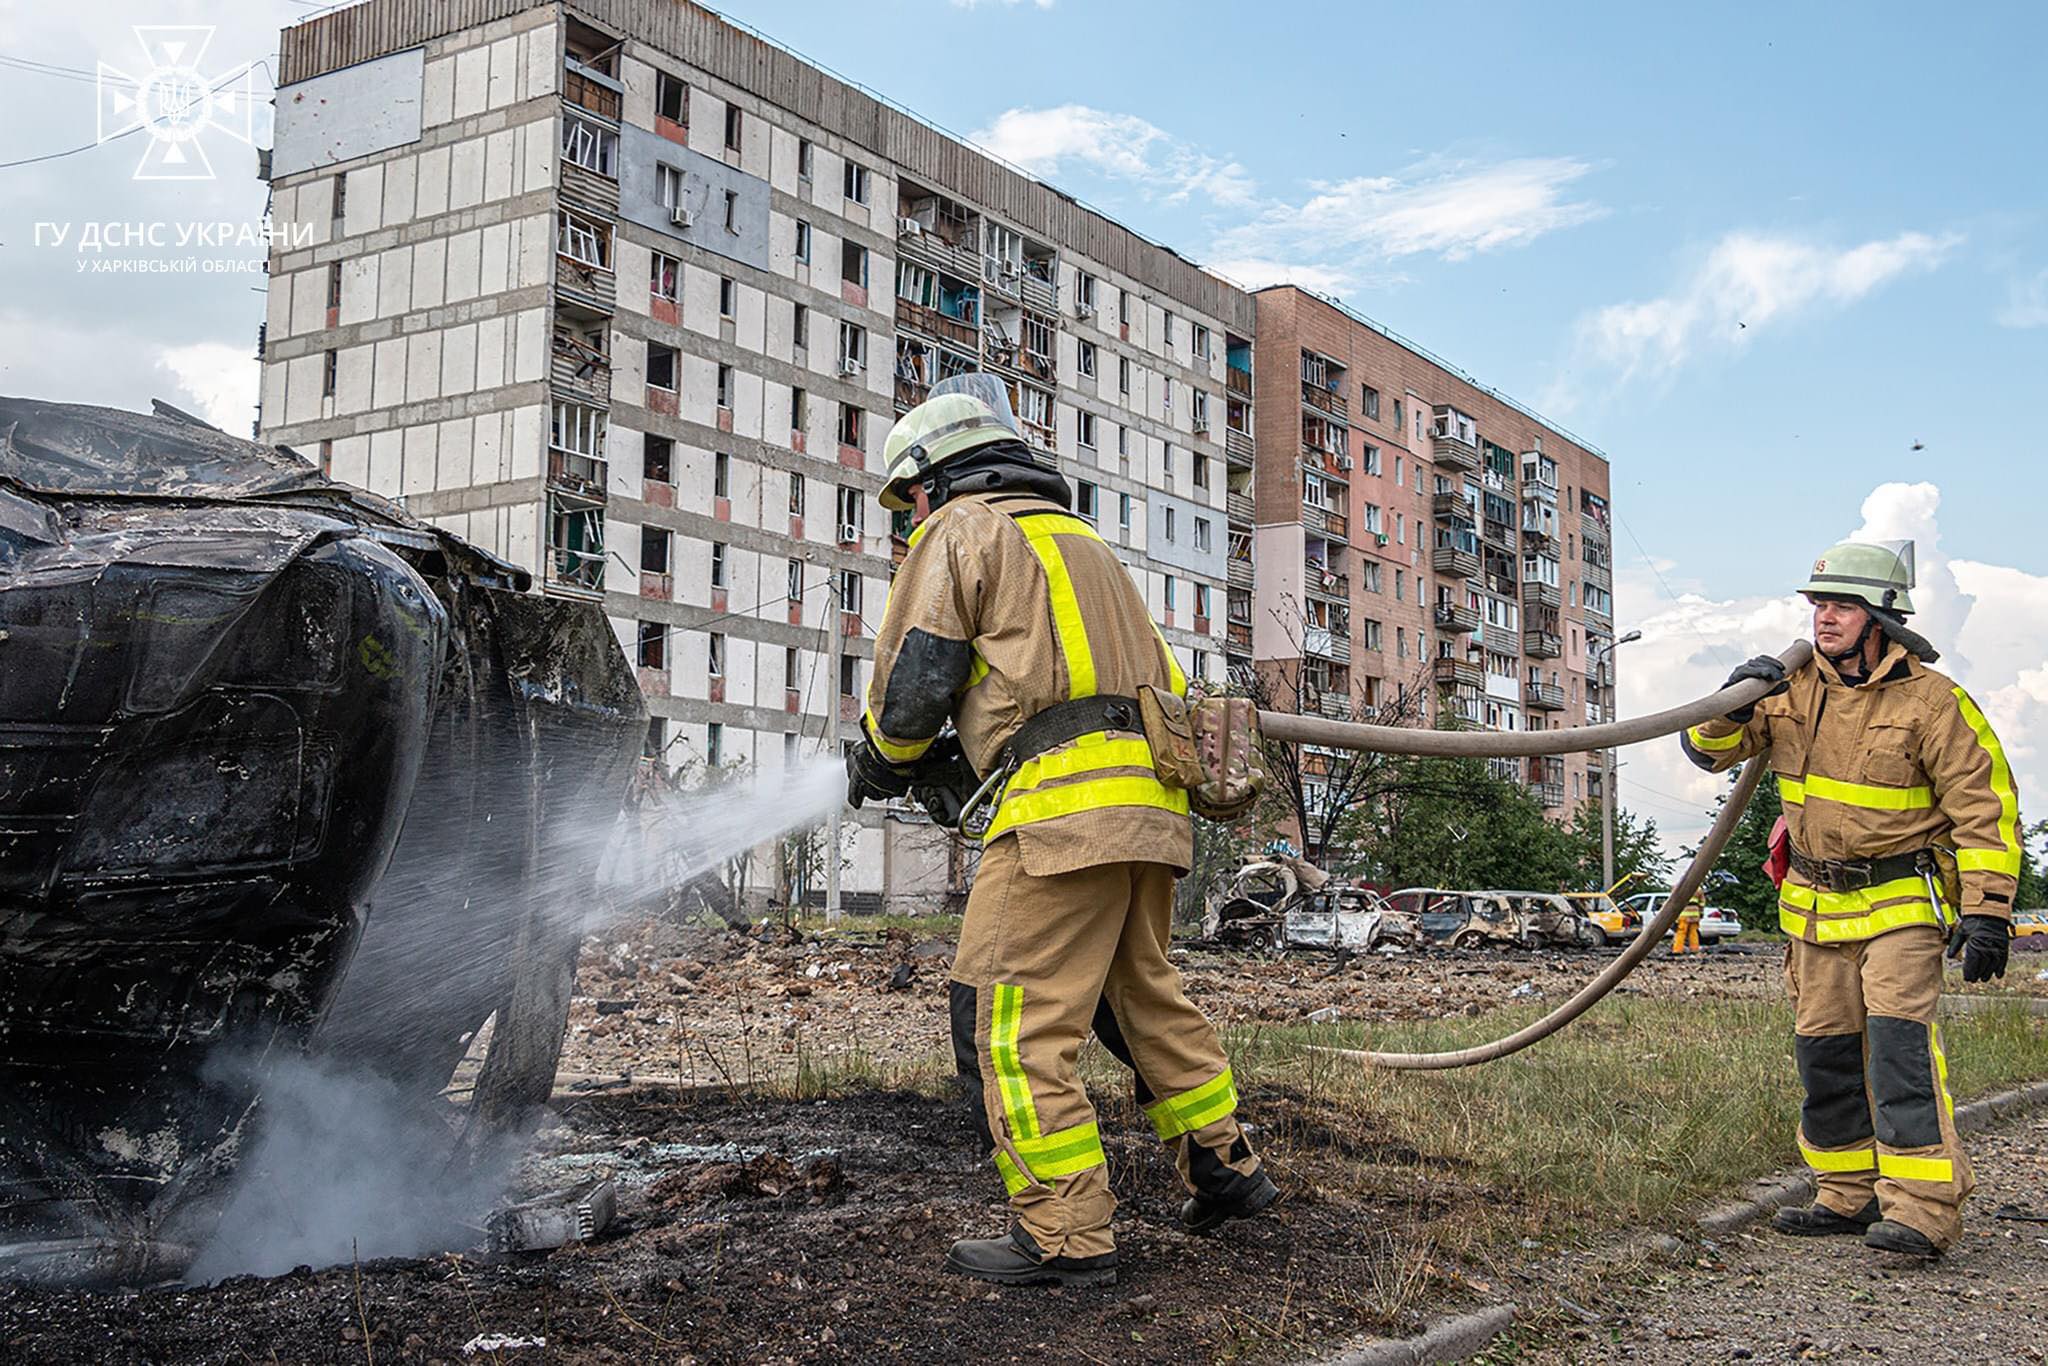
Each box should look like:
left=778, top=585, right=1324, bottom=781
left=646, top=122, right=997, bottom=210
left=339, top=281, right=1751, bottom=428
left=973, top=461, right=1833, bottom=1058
left=1523, top=581, right=1561, bottom=612
left=893, top=374, right=931, bottom=412
left=1301, top=383, right=1348, bottom=420
left=1482, top=519, right=1516, bottom=549
left=1583, top=561, right=1613, bottom=592
left=1581, top=510, right=1611, bottom=545
left=1306, top=629, right=1351, bottom=666
left=555, top=254, right=616, bottom=313
left=1533, top=781, right=1566, bottom=809
left=1432, top=433, right=1480, bottom=472
left=896, top=297, right=979, bottom=350
left=1228, top=556, right=1254, bottom=591
left=1523, top=629, right=1562, bottom=659
left=1584, top=594, right=1614, bottom=621
left=1433, top=602, right=1479, bottom=634
left=896, top=223, right=982, bottom=283
left=1520, top=527, right=1555, bottom=557
left=1226, top=366, right=1253, bottom=397
left=1227, top=489, right=1254, bottom=525
left=1431, top=491, right=1471, bottom=521
left=1315, top=690, right=1353, bottom=720
left=1525, top=682, right=1566, bottom=712
left=550, top=333, right=611, bottom=403
left=1225, top=426, right=1255, bottom=467
left=547, top=448, right=608, bottom=499
left=1432, top=657, right=1483, bottom=689
left=563, top=59, right=621, bottom=120
left=1302, top=504, right=1348, bottom=541
left=1020, top=266, right=1057, bottom=314
left=1432, top=544, right=1479, bottom=580
left=1305, top=565, right=1350, bottom=600
left=1227, top=620, right=1253, bottom=654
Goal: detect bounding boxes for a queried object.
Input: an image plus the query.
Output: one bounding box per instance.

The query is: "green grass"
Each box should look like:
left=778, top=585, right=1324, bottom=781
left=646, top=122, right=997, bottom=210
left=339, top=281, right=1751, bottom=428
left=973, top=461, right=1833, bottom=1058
left=1209, top=995, right=2047, bottom=1240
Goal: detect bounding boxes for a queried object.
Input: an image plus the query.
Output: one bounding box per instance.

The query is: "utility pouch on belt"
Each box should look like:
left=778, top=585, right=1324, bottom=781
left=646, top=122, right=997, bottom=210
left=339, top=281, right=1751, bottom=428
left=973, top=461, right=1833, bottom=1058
left=1138, top=686, right=1268, bottom=822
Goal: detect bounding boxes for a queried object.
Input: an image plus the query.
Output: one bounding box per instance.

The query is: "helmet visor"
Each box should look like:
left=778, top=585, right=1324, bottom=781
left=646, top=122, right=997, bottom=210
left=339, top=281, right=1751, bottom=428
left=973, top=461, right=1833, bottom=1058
left=929, top=373, right=1021, bottom=437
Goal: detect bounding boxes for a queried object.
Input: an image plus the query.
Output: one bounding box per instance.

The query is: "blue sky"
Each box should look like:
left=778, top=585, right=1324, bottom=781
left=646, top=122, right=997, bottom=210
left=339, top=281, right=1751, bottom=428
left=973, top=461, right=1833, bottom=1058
left=1, top=0, right=2041, bottom=843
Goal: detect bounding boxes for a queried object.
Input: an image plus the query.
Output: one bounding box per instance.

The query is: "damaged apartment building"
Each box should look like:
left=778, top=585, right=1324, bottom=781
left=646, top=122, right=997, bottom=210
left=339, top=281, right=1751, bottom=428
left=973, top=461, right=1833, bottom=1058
left=255, top=0, right=1258, bottom=911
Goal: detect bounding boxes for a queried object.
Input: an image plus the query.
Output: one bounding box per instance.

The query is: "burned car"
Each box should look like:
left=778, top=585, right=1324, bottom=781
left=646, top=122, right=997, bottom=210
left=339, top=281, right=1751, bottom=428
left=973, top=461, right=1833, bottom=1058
left=1380, top=888, right=1601, bottom=950
left=0, top=398, right=644, bottom=1284
left=1202, top=857, right=1412, bottom=954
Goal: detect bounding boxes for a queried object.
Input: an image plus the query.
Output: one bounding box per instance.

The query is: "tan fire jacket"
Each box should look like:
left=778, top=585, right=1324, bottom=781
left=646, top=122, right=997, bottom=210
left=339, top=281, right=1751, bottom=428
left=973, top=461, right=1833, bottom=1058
left=863, top=491, right=1192, bottom=877
left=1681, top=642, right=2021, bottom=943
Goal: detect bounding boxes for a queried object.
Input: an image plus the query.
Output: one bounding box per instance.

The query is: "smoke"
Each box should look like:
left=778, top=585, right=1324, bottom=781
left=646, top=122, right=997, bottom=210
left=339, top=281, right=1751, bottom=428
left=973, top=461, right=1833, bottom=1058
left=183, top=754, right=852, bottom=1282
left=185, top=1051, right=519, bottom=1282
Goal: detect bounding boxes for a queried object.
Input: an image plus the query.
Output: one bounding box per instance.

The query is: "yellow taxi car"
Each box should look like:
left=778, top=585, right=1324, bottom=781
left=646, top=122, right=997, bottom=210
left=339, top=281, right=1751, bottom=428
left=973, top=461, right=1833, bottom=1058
left=1561, top=891, right=1641, bottom=946
left=2013, top=908, right=2047, bottom=938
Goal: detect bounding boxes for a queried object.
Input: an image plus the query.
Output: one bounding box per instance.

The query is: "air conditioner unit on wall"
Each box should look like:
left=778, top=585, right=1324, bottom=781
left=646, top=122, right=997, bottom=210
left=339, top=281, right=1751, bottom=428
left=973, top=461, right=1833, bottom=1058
left=669, top=205, right=693, bottom=228
left=1074, top=300, right=1094, bottom=319
left=838, top=522, right=860, bottom=543
left=838, top=356, right=863, bottom=376
left=899, top=217, right=923, bottom=236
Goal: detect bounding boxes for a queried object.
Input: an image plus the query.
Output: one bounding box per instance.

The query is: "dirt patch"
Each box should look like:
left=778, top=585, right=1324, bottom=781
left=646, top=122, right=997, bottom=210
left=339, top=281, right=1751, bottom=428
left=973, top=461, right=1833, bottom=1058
left=0, top=1083, right=1488, bottom=1363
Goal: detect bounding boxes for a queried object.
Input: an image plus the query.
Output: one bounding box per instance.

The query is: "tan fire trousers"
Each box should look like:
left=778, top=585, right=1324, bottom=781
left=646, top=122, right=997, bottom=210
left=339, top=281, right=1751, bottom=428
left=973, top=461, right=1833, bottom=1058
left=1785, top=924, right=1974, bottom=1247
left=950, top=837, right=1261, bottom=1258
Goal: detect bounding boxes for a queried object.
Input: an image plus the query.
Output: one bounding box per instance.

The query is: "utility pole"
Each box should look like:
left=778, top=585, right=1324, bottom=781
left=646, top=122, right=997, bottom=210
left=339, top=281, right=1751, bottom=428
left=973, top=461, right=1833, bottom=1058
left=1595, top=629, right=1642, bottom=889
left=823, top=569, right=842, bottom=925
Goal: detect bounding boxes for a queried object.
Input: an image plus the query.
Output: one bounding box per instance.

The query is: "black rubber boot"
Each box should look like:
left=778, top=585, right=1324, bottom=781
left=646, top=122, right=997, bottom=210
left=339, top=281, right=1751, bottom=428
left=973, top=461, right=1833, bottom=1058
left=1182, top=1169, right=1282, bottom=1234
left=1865, top=1218, right=1941, bottom=1258
left=943, top=1225, right=1117, bottom=1288
left=1771, top=1198, right=1879, bottom=1237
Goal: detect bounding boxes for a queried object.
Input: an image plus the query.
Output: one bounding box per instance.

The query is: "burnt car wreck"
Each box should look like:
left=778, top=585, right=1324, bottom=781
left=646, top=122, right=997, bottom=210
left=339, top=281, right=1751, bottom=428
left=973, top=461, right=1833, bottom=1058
left=0, top=398, right=645, bottom=1284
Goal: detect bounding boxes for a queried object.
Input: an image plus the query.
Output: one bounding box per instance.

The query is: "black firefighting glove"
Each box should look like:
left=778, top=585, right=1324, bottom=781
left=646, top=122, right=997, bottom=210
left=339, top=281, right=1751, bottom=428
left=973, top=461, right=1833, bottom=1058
left=1722, top=654, right=1790, bottom=724
left=906, top=734, right=980, bottom=830
left=845, top=735, right=916, bottom=809
left=1949, top=914, right=2011, bottom=982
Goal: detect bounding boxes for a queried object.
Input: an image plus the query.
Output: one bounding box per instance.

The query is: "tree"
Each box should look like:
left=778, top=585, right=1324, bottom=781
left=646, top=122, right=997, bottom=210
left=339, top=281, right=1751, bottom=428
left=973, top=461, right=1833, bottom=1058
left=2016, top=819, right=2048, bottom=910
left=1337, top=752, right=1582, bottom=890
left=1560, top=802, right=1674, bottom=892
left=1689, top=770, right=1784, bottom=932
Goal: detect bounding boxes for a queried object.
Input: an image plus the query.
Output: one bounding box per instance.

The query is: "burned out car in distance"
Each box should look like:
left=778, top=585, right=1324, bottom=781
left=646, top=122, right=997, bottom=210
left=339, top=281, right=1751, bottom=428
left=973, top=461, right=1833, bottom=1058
left=1202, top=857, right=1414, bottom=954
left=0, top=398, right=645, bottom=1284
left=1380, top=888, right=1603, bottom=950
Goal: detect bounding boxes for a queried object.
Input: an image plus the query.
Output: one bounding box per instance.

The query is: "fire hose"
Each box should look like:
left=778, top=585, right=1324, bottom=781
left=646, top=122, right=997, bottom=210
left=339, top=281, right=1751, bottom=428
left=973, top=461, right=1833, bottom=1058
left=1277, top=639, right=1812, bottom=1071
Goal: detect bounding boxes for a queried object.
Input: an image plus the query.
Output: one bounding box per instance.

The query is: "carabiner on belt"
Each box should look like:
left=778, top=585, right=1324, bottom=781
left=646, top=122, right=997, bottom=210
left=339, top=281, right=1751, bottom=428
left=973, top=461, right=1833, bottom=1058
left=958, top=754, right=1017, bottom=840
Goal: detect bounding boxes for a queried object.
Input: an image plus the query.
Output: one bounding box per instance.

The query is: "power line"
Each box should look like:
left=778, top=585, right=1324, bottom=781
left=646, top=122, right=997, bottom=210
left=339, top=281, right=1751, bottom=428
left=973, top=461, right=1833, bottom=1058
left=0, top=54, right=100, bottom=84
left=1616, top=510, right=1739, bottom=666
left=0, top=58, right=268, bottom=172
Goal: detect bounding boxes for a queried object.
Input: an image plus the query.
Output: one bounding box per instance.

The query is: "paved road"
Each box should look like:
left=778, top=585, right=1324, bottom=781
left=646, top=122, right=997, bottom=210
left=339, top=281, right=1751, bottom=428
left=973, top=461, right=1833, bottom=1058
left=1522, top=1110, right=2048, bottom=1362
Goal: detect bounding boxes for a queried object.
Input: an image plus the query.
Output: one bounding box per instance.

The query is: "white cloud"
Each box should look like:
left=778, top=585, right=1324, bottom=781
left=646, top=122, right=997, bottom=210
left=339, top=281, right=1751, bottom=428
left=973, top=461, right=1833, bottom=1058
left=157, top=341, right=260, bottom=434
left=969, top=104, right=1255, bottom=207
left=1997, top=267, right=2048, bottom=328
left=1209, top=157, right=1605, bottom=293
left=1616, top=482, right=2043, bottom=857
left=1571, top=230, right=1960, bottom=386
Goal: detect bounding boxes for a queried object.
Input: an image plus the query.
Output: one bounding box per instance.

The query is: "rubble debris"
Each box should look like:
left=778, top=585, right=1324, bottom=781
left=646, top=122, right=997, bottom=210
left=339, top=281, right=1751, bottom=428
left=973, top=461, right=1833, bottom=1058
left=485, top=1179, right=618, bottom=1253
left=461, top=1332, right=550, bottom=1354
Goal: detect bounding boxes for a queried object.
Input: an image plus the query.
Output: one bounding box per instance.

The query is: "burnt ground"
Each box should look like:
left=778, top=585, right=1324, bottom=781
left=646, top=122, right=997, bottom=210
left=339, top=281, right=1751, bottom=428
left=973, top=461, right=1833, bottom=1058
left=0, top=1081, right=1484, bottom=1364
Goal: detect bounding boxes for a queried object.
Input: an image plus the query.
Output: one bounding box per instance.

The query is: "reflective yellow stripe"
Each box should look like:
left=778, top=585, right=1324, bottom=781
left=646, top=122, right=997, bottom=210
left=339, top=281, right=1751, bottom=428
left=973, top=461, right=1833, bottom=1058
left=1954, top=685, right=2022, bottom=875
left=1932, top=1024, right=1956, bottom=1123
left=966, top=648, right=991, bottom=689
left=1144, top=1067, right=1239, bottom=1140
left=1148, top=619, right=1187, bottom=695
left=1005, top=732, right=1155, bottom=794
left=862, top=710, right=932, bottom=764
left=1015, top=514, right=1098, bottom=699
left=907, top=517, right=936, bottom=550
left=1878, top=1153, right=1953, bottom=1183
left=985, top=775, right=1189, bottom=842
left=1014, top=1122, right=1106, bottom=1180
left=1778, top=876, right=1943, bottom=942
left=1778, top=774, right=1932, bottom=811
left=989, top=984, right=1038, bottom=1142
left=1799, top=1143, right=1876, bottom=1173
left=994, top=1148, right=1028, bottom=1196
left=1687, top=724, right=1743, bottom=752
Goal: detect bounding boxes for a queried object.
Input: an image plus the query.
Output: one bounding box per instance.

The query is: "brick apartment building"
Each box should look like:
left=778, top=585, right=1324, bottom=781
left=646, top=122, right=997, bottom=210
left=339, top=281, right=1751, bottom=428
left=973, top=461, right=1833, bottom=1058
left=255, top=0, right=1258, bottom=908
left=1248, top=287, right=1618, bottom=830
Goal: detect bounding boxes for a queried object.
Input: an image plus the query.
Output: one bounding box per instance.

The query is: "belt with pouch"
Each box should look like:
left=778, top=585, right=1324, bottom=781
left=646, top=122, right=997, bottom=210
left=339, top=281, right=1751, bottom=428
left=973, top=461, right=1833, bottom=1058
left=958, top=695, right=1142, bottom=839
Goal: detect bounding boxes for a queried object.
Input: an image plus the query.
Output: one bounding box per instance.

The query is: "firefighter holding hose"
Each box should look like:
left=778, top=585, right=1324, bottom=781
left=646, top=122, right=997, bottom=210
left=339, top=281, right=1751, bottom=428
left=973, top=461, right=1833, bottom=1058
left=1681, top=540, right=2021, bottom=1258
left=844, top=377, right=1276, bottom=1287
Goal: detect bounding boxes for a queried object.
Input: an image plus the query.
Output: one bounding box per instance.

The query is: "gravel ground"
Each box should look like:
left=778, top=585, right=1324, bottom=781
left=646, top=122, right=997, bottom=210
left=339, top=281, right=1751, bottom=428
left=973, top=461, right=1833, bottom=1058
left=1514, top=1109, right=2048, bottom=1363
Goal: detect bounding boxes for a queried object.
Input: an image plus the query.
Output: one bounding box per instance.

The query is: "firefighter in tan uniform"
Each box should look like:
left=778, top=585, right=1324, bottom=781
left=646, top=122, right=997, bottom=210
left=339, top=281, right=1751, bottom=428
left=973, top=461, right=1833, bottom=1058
left=1682, top=540, right=2020, bottom=1257
left=845, top=379, right=1276, bottom=1287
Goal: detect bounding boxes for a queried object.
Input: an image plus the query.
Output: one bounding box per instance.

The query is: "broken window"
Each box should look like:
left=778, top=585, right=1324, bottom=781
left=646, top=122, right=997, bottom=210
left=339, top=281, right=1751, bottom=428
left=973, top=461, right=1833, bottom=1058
left=722, top=189, right=739, bottom=234
left=550, top=401, right=605, bottom=459
left=714, top=451, right=730, bottom=498
left=843, top=161, right=870, bottom=205
left=650, top=251, right=679, bottom=301
left=708, top=633, right=725, bottom=677
left=792, top=303, right=808, bottom=349
left=646, top=342, right=677, bottom=391
left=723, top=103, right=742, bottom=151
left=841, top=239, right=868, bottom=289
left=795, top=219, right=812, bottom=263
left=325, top=262, right=342, bottom=310
left=838, top=403, right=862, bottom=449
left=719, top=277, right=736, bottom=317
left=643, top=435, right=672, bottom=485
left=557, top=210, right=611, bottom=269
left=1191, top=323, right=1211, bottom=360
left=797, top=138, right=814, bottom=180
left=561, top=113, right=617, bottom=176
left=1076, top=480, right=1097, bottom=521
left=655, top=71, right=688, bottom=124
left=1077, top=411, right=1096, bottom=448
left=332, top=171, right=346, bottom=221
left=640, top=526, right=671, bottom=574
left=1196, top=583, right=1212, bottom=619
left=548, top=496, right=605, bottom=592
left=1193, top=451, right=1210, bottom=490
left=836, top=485, right=864, bottom=541
left=716, top=363, right=733, bottom=409
left=321, top=349, right=337, bottom=398
left=788, top=557, right=804, bottom=604
left=1078, top=339, right=1096, bottom=378
left=790, top=387, right=807, bottom=433
left=645, top=716, right=667, bottom=759
left=637, top=620, right=667, bottom=669
left=785, top=645, right=801, bottom=688
left=838, top=567, right=863, bottom=617
left=1194, top=517, right=1212, bottom=553
left=707, top=722, right=723, bottom=765
left=656, top=163, right=684, bottom=211
left=837, top=321, right=867, bottom=374
left=711, top=541, right=727, bottom=589
left=789, top=470, right=805, bottom=515
left=838, top=653, right=858, bottom=698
